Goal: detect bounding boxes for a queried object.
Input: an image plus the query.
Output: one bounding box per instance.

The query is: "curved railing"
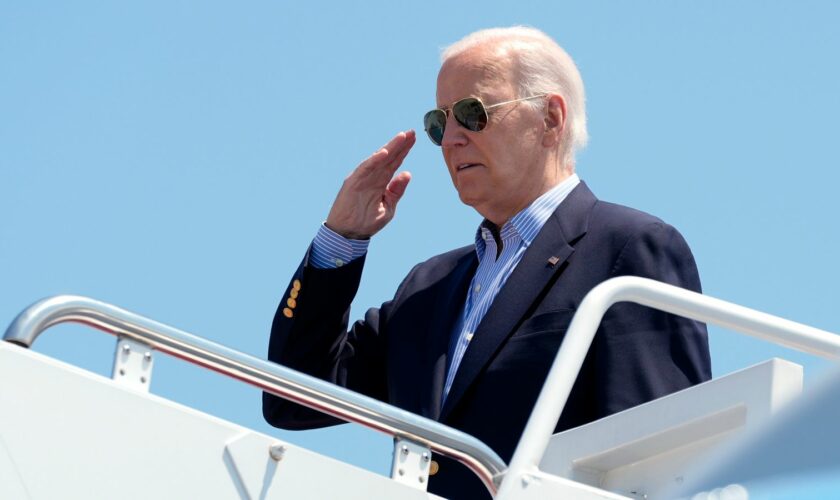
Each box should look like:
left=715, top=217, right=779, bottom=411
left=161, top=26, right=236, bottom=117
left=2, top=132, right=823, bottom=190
left=11, top=279, right=840, bottom=498
left=3, top=295, right=506, bottom=495
left=498, top=276, right=840, bottom=498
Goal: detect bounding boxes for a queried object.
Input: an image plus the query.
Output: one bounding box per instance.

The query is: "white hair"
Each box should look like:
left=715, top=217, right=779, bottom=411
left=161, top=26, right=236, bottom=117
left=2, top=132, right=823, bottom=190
left=441, top=26, right=588, bottom=166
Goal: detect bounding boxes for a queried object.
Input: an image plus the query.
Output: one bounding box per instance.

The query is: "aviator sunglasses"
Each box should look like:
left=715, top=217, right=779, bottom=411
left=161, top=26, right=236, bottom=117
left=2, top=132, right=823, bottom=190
left=423, top=94, right=547, bottom=146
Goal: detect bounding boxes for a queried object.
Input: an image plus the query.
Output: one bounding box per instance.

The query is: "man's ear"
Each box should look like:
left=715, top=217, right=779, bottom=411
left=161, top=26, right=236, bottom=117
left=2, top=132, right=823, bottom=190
left=542, top=94, right=566, bottom=147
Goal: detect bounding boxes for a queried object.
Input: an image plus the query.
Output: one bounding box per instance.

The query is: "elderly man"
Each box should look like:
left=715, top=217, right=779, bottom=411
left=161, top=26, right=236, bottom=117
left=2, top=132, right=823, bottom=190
left=263, top=27, right=711, bottom=499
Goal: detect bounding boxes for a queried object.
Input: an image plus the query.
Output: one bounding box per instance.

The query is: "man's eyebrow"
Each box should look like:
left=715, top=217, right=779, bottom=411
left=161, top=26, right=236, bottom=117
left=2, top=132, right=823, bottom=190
left=436, top=95, right=482, bottom=110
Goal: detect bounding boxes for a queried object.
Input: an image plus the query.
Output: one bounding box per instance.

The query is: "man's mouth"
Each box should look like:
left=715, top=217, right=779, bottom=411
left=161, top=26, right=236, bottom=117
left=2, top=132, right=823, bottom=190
left=457, top=163, right=483, bottom=171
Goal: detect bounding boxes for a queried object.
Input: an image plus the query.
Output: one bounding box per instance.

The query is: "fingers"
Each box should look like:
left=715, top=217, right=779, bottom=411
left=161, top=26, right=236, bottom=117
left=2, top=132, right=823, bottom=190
left=381, top=130, right=412, bottom=157
left=384, top=131, right=415, bottom=173
left=326, top=132, right=414, bottom=239
left=359, top=130, right=416, bottom=175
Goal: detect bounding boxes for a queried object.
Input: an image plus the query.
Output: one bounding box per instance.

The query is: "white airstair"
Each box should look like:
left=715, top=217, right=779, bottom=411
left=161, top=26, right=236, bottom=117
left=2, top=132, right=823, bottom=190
left=2, top=277, right=839, bottom=499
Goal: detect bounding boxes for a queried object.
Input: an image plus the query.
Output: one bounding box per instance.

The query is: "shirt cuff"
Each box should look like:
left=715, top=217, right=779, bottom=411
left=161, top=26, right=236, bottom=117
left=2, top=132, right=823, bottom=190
left=309, top=223, right=370, bottom=269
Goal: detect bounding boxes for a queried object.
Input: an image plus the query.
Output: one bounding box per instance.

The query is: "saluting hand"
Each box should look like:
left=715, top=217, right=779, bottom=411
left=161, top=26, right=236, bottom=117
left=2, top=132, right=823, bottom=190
left=325, top=130, right=415, bottom=239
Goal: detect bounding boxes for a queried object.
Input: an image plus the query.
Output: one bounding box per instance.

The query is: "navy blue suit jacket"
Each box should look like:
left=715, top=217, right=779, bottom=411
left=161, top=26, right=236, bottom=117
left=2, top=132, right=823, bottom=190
left=263, top=182, right=711, bottom=499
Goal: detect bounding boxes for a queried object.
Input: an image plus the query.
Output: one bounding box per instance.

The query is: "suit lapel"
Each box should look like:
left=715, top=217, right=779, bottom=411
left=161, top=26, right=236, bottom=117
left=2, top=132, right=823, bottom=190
left=439, top=182, right=597, bottom=420
left=419, top=250, right=478, bottom=420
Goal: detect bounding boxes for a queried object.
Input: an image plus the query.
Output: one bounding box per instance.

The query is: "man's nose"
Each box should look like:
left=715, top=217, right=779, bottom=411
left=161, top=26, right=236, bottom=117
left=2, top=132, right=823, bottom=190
left=440, top=113, right=468, bottom=148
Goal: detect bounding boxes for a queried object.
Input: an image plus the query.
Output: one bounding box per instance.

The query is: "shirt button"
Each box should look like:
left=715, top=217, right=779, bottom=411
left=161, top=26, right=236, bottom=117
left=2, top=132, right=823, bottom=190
left=474, top=284, right=481, bottom=293
left=465, top=332, right=474, bottom=341
left=334, top=258, right=344, bottom=267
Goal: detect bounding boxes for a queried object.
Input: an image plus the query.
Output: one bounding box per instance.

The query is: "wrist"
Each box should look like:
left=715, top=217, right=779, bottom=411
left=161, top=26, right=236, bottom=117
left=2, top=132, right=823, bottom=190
left=323, top=221, right=371, bottom=241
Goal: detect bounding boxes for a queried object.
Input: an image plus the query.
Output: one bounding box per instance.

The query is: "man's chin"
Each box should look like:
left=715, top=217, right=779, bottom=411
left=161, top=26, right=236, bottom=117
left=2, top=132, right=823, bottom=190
left=456, top=190, right=487, bottom=213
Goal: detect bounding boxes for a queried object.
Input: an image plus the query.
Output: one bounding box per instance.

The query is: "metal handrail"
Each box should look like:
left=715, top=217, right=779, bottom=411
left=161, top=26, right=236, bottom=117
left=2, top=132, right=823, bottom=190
left=3, top=295, right=506, bottom=495
left=498, top=276, right=840, bottom=499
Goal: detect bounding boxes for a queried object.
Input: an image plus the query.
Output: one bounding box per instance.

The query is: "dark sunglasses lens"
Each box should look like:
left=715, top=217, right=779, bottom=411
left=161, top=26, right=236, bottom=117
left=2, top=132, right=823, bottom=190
left=423, top=109, right=446, bottom=146
left=453, top=98, right=488, bottom=131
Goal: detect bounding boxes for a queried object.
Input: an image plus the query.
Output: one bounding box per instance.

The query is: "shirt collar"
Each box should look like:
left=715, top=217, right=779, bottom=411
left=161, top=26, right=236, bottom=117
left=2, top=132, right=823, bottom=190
left=474, top=173, right=580, bottom=259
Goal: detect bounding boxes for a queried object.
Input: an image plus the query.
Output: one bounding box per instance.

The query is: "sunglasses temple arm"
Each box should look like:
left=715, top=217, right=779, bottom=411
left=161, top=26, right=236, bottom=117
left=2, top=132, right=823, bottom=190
left=484, top=93, right=548, bottom=110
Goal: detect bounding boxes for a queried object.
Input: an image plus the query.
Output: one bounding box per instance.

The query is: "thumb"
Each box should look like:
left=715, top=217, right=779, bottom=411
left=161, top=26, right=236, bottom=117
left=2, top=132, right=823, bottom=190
left=384, top=171, right=412, bottom=207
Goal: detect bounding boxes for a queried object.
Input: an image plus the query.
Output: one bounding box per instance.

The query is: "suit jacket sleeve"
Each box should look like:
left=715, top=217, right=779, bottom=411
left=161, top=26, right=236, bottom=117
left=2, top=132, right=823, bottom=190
left=262, top=249, right=384, bottom=429
left=588, top=221, right=711, bottom=420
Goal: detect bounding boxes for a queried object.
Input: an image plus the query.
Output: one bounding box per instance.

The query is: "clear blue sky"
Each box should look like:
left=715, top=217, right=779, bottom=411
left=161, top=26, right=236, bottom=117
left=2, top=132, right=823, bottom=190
left=2, top=0, right=839, bottom=493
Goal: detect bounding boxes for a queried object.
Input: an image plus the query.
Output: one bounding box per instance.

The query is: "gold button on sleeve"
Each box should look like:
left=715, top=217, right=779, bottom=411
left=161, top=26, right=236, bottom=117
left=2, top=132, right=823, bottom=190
left=282, top=307, right=293, bottom=318
left=290, top=289, right=299, bottom=299
left=292, top=279, right=302, bottom=291
left=429, top=460, right=439, bottom=476
left=287, top=298, right=297, bottom=309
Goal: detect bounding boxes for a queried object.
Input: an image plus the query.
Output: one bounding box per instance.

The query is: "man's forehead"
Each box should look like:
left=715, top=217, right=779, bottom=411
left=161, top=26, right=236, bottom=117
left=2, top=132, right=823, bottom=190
left=436, top=48, right=514, bottom=103
left=440, top=45, right=510, bottom=78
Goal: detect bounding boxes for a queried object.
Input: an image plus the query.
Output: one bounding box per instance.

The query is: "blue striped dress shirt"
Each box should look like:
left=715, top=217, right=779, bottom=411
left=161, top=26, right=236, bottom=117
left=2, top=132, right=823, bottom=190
left=441, top=174, right=579, bottom=400
left=309, top=174, right=581, bottom=402
left=309, top=225, right=370, bottom=269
